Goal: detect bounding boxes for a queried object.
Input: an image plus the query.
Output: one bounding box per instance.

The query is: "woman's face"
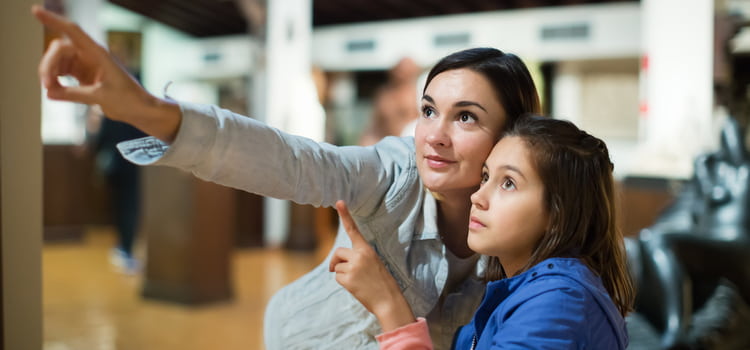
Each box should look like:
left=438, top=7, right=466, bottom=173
left=415, top=68, right=507, bottom=197
left=467, top=136, right=548, bottom=274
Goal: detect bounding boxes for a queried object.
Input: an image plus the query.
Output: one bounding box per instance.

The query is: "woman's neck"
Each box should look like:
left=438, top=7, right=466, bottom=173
left=435, top=189, right=476, bottom=259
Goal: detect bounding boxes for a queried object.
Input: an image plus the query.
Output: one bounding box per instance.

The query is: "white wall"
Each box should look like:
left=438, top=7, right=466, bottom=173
left=636, top=0, right=715, bottom=179
left=553, top=59, right=640, bottom=179
left=101, top=3, right=256, bottom=106
left=312, top=2, right=641, bottom=70
left=1, top=0, right=43, bottom=349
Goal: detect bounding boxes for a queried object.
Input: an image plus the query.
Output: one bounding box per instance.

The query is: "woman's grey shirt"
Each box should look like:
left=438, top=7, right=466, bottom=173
left=118, top=102, right=486, bottom=350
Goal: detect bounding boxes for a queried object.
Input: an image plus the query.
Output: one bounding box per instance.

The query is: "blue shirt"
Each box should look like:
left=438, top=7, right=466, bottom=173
left=452, top=258, right=628, bottom=349
left=118, top=102, right=488, bottom=349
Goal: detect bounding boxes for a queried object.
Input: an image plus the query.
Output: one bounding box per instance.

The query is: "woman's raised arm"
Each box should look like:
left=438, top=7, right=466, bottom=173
left=32, top=5, right=181, bottom=142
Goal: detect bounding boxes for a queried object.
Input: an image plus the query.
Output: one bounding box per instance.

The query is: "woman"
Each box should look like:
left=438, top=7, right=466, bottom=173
left=333, top=115, right=635, bottom=349
left=32, top=6, right=540, bottom=349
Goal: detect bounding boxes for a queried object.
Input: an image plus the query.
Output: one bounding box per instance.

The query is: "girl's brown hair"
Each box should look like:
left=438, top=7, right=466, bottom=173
left=484, top=114, right=635, bottom=317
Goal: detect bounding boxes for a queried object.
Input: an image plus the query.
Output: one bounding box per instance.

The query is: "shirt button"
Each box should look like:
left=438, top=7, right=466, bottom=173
left=547, top=263, right=554, bottom=269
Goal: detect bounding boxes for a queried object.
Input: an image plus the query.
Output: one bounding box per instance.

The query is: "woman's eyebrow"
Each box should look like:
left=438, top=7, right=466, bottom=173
left=422, top=95, right=487, bottom=113
left=454, top=101, right=487, bottom=113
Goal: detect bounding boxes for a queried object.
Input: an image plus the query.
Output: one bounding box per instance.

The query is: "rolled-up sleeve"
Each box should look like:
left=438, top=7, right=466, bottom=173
left=376, top=318, right=433, bottom=350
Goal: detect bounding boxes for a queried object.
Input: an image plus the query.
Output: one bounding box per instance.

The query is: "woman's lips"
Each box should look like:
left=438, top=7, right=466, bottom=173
left=425, top=155, right=455, bottom=169
left=469, top=216, right=485, bottom=230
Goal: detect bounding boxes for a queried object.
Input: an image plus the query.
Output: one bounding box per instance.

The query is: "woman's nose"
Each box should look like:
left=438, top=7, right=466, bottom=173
left=425, top=121, right=451, bottom=148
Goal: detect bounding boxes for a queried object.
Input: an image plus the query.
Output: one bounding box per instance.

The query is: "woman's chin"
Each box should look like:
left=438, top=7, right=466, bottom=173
left=423, top=180, right=451, bottom=195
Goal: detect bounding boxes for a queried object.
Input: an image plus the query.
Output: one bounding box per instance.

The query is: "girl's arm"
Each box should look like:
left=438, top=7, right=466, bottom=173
left=330, top=201, right=433, bottom=350
left=376, top=318, right=433, bottom=350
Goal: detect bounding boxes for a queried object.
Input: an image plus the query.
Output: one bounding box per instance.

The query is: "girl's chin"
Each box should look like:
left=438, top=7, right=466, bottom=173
left=466, top=240, right=488, bottom=256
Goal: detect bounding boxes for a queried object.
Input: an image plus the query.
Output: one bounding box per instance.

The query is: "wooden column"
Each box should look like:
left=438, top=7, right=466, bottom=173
left=42, top=145, right=112, bottom=242
left=235, top=191, right=265, bottom=248
left=1, top=0, right=43, bottom=347
left=617, top=176, right=679, bottom=237
left=140, top=166, right=235, bottom=304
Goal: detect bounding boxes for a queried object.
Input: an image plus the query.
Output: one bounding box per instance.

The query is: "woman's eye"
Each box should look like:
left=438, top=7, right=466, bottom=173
left=480, top=171, right=489, bottom=185
left=458, top=112, right=476, bottom=124
left=501, top=178, right=516, bottom=191
left=422, top=106, right=435, bottom=118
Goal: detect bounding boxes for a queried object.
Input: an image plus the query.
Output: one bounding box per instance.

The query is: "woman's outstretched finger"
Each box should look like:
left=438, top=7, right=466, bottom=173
left=31, top=5, right=102, bottom=53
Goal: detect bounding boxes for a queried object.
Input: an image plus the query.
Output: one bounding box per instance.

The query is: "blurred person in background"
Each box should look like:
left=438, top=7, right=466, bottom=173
left=359, top=57, right=423, bottom=146
left=85, top=104, right=146, bottom=274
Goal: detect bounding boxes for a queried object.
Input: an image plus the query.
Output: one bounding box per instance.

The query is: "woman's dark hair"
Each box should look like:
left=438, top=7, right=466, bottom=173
left=424, top=48, right=541, bottom=131
left=484, top=114, right=635, bottom=317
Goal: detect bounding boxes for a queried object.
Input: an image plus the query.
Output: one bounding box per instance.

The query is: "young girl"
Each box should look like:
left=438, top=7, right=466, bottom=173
left=32, top=6, right=541, bottom=349
left=332, top=115, right=635, bottom=349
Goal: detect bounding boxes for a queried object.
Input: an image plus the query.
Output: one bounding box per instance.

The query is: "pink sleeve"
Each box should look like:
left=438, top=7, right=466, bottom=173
left=376, top=317, right=433, bottom=350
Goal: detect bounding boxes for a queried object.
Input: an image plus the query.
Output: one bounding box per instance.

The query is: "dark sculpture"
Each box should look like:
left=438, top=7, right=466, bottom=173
left=626, top=117, right=750, bottom=350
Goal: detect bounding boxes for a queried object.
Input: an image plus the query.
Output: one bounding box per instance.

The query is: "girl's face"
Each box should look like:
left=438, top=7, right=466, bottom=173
left=467, top=136, right=548, bottom=274
left=415, top=68, right=507, bottom=197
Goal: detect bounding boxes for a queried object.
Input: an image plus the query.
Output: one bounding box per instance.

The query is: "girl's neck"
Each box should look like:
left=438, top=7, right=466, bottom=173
left=499, top=252, right=534, bottom=278
left=435, top=189, right=476, bottom=259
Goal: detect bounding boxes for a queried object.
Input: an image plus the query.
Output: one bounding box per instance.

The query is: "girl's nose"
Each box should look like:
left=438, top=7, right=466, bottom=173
left=470, top=187, right=488, bottom=210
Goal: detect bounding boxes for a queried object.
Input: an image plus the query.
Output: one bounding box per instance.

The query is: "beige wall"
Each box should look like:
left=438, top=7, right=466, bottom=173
left=0, top=0, right=43, bottom=349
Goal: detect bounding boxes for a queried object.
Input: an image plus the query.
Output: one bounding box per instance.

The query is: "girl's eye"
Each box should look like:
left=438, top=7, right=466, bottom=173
left=458, top=112, right=477, bottom=124
left=501, top=178, right=516, bottom=191
left=480, top=171, right=489, bottom=185
left=422, top=106, right=436, bottom=118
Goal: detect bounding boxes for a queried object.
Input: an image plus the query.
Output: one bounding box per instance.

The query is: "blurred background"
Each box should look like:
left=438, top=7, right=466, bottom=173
left=2, top=0, right=750, bottom=349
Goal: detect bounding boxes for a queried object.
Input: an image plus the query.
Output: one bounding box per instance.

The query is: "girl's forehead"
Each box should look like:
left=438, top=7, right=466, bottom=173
left=487, top=137, right=533, bottom=168
left=491, top=136, right=525, bottom=154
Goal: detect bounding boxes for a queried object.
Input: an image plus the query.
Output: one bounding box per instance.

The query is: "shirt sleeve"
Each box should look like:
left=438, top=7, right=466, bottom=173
left=376, top=318, right=433, bottom=350
left=117, top=101, right=415, bottom=215
left=490, top=282, right=586, bottom=349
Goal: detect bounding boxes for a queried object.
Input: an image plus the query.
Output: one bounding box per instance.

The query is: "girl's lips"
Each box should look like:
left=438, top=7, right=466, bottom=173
left=469, top=216, right=485, bottom=230
left=425, top=155, right=455, bottom=169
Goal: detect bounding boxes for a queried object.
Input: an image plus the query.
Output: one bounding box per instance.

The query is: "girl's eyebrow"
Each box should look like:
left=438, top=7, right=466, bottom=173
left=422, top=95, right=488, bottom=113
left=500, top=165, right=526, bottom=180
left=484, top=162, right=527, bottom=181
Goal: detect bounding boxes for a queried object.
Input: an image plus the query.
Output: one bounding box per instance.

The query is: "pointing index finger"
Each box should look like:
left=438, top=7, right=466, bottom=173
left=31, top=5, right=101, bottom=52
left=335, top=200, right=368, bottom=247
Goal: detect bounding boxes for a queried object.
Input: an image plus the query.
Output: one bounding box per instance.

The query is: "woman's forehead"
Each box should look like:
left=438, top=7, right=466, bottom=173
left=424, top=69, right=498, bottom=104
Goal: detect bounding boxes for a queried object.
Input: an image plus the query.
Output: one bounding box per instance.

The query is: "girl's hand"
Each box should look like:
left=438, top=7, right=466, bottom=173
left=32, top=5, right=181, bottom=142
left=330, top=200, right=416, bottom=332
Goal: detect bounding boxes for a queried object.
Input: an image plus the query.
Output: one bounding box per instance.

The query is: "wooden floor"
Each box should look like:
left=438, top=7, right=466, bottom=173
left=42, top=227, right=333, bottom=350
